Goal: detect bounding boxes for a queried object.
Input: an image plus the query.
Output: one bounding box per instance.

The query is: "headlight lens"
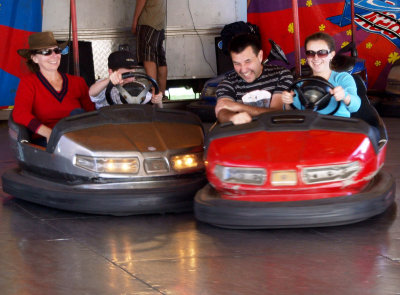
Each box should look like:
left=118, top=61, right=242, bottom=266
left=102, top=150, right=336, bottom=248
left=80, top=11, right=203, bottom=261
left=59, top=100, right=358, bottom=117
left=214, top=165, right=266, bottom=186
left=170, top=153, right=203, bottom=172
left=270, top=170, right=297, bottom=186
left=302, top=161, right=360, bottom=184
left=75, top=156, right=139, bottom=174
left=144, top=158, right=169, bottom=174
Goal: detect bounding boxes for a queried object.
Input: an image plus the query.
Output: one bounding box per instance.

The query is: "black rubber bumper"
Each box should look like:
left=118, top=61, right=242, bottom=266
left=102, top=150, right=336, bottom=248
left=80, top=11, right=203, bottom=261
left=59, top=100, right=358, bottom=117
left=2, top=168, right=207, bottom=216
left=194, top=171, right=396, bottom=229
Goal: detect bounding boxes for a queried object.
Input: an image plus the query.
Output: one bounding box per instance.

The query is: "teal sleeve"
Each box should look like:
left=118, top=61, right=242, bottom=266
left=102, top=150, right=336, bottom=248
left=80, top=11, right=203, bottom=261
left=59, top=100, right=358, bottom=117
left=292, top=89, right=303, bottom=110
left=331, top=71, right=361, bottom=113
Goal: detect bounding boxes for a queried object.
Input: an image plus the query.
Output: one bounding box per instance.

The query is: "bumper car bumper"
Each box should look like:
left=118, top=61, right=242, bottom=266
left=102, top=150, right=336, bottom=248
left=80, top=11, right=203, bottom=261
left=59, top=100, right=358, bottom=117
left=194, top=170, right=395, bottom=229
left=2, top=168, right=207, bottom=215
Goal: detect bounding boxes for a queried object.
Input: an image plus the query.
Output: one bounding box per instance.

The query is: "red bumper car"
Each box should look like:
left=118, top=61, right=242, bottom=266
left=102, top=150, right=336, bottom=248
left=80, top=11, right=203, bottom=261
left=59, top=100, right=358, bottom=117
left=194, top=77, right=396, bottom=228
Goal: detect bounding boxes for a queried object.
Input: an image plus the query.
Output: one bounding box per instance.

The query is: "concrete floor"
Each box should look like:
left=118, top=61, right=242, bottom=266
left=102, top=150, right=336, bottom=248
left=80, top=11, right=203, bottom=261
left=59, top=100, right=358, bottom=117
left=0, top=118, right=399, bottom=295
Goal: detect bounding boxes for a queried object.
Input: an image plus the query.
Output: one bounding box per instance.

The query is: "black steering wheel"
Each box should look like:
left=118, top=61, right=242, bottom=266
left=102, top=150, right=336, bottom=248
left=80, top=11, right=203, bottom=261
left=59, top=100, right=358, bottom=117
left=263, top=39, right=289, bottom=65
left=289, top=77, right=340, bottom=115
left=105, top=72, right=159, bottom=105
left=268, top=39, right=289, bottom=64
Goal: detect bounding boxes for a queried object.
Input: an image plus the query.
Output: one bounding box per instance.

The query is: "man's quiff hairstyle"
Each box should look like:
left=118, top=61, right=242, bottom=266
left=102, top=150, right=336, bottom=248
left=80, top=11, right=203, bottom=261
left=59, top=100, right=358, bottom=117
left=228, top=33, right=262, bottom=56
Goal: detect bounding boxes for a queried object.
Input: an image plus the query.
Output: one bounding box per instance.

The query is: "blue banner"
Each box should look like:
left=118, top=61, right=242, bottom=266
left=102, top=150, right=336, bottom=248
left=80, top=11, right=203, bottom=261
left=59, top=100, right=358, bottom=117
left=0, top=0, right=42, bottom=108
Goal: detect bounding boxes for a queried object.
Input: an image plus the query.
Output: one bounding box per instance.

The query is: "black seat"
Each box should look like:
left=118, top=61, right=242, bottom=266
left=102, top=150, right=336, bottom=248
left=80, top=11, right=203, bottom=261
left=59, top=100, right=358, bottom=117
left=8, top=111, right=32, bottom=143
left=351, top=74, right=387, bottom=144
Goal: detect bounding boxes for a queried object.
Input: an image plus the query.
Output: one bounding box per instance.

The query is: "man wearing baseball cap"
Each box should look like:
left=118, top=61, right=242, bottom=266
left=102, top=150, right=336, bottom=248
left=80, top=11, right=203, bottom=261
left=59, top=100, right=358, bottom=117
left=89, top=50, right=162, bottom=109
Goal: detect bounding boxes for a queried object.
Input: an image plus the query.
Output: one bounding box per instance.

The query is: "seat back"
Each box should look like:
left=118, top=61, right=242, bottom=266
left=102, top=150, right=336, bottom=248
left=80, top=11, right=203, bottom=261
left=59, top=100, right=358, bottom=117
left=351, top=74, right=387, bottom=143
left=8, top=111, right=32, bottom=143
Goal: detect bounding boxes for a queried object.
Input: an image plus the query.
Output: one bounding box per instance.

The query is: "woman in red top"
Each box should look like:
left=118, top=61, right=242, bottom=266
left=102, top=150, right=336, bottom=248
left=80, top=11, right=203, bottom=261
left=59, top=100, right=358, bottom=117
left=13, top=31, right=95, bottom=145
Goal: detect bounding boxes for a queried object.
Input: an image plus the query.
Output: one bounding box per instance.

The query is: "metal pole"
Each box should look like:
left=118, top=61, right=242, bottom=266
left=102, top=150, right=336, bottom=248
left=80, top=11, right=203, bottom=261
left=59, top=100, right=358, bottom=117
left=351, top=0, right=355, bottom=43
left=292, top=0, right=301, bottom=77
left=350, top=0, right=357, bottom=56
left=70, top=0, right=80, bottom=76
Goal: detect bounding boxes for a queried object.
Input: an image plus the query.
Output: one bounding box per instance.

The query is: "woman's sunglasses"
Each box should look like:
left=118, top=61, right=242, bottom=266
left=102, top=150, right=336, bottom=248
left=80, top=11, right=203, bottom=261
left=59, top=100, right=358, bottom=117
left=305, top=49, right=330, bottom=58
left=34, top=47, right=62, bottom=56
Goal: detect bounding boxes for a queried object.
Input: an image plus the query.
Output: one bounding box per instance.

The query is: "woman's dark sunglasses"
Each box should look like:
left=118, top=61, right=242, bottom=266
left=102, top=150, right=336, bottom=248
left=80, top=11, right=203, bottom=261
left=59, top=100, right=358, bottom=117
left=305, top=49, right=330, bottom=58
left=34, top=47, right=62, bottom=56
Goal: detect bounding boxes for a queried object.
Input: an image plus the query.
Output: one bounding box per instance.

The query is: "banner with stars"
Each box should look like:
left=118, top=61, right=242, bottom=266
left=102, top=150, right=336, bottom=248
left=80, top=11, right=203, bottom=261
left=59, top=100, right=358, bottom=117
left=0, top=0, right=42, bottom=108
left=247, top=0, right=400, bottom=90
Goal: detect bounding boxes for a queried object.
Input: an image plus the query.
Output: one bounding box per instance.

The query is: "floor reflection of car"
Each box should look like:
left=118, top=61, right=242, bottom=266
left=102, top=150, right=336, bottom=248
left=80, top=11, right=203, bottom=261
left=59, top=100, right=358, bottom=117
left=2, top=73, right=207, bottom=215
left=194, top=76, right=396, bottom=229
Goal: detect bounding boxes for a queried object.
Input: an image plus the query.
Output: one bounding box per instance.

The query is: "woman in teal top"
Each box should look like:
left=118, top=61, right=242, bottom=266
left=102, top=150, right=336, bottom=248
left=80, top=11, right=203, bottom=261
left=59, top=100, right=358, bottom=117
left=282, top=32, right=361, bottom=117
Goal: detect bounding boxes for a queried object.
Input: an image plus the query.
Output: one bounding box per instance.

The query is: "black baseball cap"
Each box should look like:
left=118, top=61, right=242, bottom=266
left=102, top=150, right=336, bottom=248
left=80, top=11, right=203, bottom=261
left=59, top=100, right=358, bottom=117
left=108, top=50, right=139, bottom=70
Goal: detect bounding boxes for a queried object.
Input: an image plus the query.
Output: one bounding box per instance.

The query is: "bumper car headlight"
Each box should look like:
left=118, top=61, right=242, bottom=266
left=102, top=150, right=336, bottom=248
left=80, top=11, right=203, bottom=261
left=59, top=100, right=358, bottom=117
left=75, top=155, right=139, bottom=174
left=144, top=158, right=169, bottom=174
left=170, top=153, right=204, bottom=172
left=270, top=170, right=297, bottom=186
left=302, top=161, right=360, bottom=184
left=214, top=165, right=266, bottom=186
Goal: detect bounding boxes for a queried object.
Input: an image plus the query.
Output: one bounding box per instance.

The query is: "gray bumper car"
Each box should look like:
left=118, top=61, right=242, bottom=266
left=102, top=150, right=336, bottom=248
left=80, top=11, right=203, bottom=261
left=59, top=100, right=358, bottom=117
left=2, top=93, right=206, bottom=215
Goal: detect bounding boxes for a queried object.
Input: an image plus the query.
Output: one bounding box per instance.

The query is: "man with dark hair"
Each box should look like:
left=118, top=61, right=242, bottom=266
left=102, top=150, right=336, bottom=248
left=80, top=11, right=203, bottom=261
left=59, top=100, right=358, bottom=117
left=215, top=33, right=293, bottom=125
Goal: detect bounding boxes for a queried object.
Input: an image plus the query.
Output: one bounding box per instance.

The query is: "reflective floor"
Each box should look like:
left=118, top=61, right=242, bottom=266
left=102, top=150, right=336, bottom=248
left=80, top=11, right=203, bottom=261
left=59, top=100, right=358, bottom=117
left=1, top=118, right=399, bottom=295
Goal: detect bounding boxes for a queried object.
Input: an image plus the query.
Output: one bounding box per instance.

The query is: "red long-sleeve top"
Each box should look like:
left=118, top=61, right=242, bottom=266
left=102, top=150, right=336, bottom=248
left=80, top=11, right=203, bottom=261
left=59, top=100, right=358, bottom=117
left=13, top=72, right=95, bottom=133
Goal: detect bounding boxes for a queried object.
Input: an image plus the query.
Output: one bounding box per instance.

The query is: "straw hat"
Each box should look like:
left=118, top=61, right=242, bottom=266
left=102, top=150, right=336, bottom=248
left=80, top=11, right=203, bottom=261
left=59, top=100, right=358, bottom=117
left=17, top=31, right=68, bottom=59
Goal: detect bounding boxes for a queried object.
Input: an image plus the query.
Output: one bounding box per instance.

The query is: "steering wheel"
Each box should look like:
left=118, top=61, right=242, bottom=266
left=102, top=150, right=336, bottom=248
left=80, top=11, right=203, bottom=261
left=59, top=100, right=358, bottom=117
left=105, top=72, right=159, bottom=105
left=289, top=77, right=340, bottom=115
left=268, top=39, right=289, bottom=64
left=263, top=39, right=289, bottom=65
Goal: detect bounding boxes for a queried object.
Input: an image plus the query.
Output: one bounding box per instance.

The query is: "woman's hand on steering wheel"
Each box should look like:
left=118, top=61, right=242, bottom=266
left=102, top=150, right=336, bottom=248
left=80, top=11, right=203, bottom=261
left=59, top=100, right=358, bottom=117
left=288, top=77, right=340, bottom=115
left=330, top=86, right=350, bottom=105
left=281, top=90, right=295, bottom=105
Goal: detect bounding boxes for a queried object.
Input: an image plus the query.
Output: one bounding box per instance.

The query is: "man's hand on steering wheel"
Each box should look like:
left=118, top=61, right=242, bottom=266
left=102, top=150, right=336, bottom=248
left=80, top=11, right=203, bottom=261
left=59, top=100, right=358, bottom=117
left=151, top=89, right=163, bottom=104
left=109, top=69, right=135, bottom=86
left=105, top=71, right=160, bottom=105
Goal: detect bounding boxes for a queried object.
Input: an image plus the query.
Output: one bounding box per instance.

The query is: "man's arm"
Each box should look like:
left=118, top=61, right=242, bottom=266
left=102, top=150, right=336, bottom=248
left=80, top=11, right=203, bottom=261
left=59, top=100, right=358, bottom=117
left=89, top=78, right=110, bottom=97
left=216, top=95, right=283, bottom=120
left=89, top=70, right=136, bottom=97
left=216, top=97, right=271, bottom=124
left=269, top=92, right=284, bottom=111
left=217, top=109, right=252, bottom=125
left=131, top=0, right=147, bottom=34
left=215, top=98, right=245, bottom=124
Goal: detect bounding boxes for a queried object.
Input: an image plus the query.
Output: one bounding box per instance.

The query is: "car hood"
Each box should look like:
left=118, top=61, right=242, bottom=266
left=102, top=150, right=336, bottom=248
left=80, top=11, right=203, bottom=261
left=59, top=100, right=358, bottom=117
left=206, top=129, right=375, bottom=167
left=62, top=122, right=204, bottom=153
